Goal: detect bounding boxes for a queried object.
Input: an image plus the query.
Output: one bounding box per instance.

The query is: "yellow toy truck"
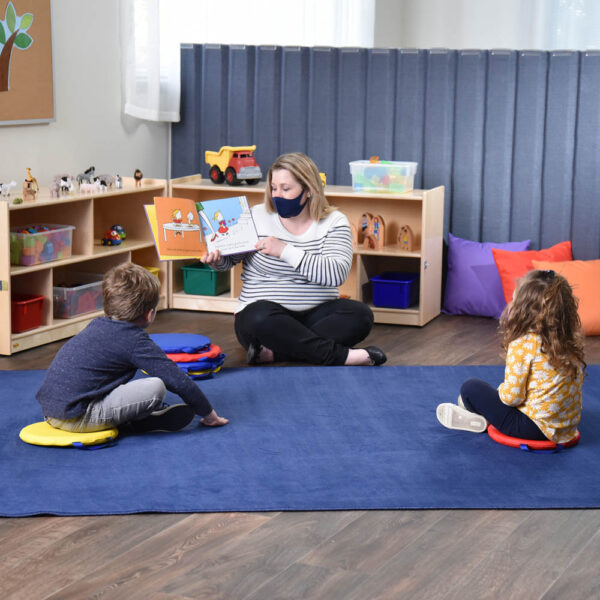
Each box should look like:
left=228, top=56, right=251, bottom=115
left=205, top=145, right=262, bottom=186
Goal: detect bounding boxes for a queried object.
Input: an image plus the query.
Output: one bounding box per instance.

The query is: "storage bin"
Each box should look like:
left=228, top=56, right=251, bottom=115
left=53, top=273, right=104, bottom=319
left=349, top=160, right=418, bottom=193
left=11, top=294, right=45, bottom=333
left=10, top=224, right=75, bottom=266
left=370, top=271, right=419, bottom=308
left=182, top=262, right=230, bottom=296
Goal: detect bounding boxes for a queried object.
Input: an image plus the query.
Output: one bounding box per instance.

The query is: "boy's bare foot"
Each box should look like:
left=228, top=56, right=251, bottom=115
left=200, top=410, right=229, bottom=427
left=247, top=343, right=274, bottom=364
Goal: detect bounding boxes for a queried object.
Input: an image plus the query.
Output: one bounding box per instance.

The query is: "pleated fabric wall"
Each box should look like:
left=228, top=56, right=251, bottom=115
left=172, top=45, right=600, bottom=259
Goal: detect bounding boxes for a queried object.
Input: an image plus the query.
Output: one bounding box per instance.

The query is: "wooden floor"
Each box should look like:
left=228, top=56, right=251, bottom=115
left=2, top=311, right=600, bottom=600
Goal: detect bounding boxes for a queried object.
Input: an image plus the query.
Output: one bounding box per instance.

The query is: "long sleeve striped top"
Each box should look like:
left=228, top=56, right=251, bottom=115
left=212, top=203, right=353, bottom=312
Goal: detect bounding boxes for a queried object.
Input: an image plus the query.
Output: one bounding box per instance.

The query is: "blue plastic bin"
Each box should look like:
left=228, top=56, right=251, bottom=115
left=370, top=271, right=419, bottom=308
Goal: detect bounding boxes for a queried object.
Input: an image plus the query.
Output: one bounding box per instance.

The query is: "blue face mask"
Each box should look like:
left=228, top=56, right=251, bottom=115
left=272, top=189, right=306, bottom=218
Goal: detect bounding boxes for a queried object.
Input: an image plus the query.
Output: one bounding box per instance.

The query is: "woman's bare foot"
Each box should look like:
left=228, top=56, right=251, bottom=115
left=200, top=410, right=229, bottom=427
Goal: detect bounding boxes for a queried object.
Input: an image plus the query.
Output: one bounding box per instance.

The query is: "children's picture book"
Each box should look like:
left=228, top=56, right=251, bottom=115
left=145, top=195, right=259, bottom=260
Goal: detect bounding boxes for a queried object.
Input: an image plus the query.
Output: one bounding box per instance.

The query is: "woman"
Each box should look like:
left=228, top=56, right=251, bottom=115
left=201, top=152, right=386, bottom=366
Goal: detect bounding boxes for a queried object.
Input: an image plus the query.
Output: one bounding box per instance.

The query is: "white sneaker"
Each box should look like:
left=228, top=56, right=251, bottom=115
left=457, top=394, right=465, bottom=409
left=436, top=403, right=488, bottom=433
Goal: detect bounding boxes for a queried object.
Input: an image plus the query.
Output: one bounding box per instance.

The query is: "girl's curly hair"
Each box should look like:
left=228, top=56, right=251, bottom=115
left=499, top=269, right=586, bottom=378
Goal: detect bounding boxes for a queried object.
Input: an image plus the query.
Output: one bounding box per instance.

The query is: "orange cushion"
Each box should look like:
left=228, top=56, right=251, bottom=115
left=492, top=241, right=573, bottom=303
left=532, top=259, right=600, bottom=336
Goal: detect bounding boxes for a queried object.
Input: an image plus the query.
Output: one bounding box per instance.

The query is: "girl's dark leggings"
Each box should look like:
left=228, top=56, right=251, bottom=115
left=460, top=378, right=547, bottom=440
left=234, top=298, right=373, bottom=366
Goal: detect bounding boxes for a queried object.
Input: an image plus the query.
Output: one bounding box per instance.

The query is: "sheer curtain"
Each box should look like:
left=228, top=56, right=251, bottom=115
left=121, top=0, right=375, bottom=123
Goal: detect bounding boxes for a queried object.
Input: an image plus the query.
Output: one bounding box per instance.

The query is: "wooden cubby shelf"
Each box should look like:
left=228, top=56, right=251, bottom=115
left=1, top=178, right=168, bottom=355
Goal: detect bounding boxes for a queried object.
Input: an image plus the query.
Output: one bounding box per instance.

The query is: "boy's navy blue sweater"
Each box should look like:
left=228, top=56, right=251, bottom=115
left=36, top=317, right=213, bottom=419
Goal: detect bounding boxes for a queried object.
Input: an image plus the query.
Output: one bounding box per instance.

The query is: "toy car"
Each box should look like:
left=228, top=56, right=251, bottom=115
left=101, top=228, right=123, bottom=246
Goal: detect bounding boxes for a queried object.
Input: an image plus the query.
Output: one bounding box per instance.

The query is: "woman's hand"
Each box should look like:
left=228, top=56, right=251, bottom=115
left=256, top=236, right=285, bottom=258
left=200, top=248, right=222, bottom=267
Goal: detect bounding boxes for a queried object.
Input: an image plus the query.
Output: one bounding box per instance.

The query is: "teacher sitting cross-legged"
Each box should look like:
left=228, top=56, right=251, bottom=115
left=201, top=152, right=386, bottom=366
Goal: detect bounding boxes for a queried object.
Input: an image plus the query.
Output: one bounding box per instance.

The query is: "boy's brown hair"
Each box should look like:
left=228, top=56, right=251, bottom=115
left=102, top=262, right=160, bottom=322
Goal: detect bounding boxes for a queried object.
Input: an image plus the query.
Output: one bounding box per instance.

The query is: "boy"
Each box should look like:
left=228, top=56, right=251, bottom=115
left=36, top=262, right=228, bottom=433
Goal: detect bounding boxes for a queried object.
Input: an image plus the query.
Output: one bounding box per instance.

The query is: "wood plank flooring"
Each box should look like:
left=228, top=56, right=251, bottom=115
left=2, top=310, right=600, bottom=600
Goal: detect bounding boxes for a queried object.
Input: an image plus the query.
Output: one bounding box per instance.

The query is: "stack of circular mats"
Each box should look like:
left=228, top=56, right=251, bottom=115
left=150, top=333, right=226, bottom=380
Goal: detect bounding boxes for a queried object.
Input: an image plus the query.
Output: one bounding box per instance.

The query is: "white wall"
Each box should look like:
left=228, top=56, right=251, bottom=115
left=374, top=0, right=553, bottom=49
left=0, top=0, right=169, bottom=187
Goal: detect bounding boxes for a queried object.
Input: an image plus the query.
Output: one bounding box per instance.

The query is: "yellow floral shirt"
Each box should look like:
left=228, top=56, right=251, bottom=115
left=498, top=333, right=582, bottom=443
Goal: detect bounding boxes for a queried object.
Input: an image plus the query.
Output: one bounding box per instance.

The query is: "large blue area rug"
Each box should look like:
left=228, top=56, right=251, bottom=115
left=2, top=365, right=600, bottom=517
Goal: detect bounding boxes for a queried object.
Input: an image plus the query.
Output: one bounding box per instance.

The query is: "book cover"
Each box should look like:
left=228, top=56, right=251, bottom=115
left=146, top=197, right=207, bottom=260
left=197, top=195, right=258, bottom=256
left=145, top=195, right=258, bottom=260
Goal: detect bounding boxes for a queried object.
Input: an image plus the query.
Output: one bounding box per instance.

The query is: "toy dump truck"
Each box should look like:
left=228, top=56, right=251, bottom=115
left=205, top=145, right=262, bottom=185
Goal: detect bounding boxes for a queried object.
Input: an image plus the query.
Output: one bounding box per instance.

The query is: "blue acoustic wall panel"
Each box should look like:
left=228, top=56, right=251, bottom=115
left=172, top=44, right=600, bottom=258
left=572, top=51, right=600, bottom=259
left=451, top=50, right=486, bottom=242
left=481, top=50, right=517, bottom=243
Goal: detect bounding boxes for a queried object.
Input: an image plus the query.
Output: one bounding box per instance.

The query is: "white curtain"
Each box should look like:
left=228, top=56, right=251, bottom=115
left=121, top=0, right=375, bottom=123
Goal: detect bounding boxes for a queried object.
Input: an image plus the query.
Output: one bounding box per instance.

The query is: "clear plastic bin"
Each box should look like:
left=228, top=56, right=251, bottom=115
left=349, top=160, right=418, bottom=193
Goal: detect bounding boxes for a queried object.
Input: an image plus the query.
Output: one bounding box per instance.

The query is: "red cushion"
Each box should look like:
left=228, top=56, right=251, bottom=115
left=492, top=241, right=573, bottom=303
left=487, top=424, right=580, bottom=451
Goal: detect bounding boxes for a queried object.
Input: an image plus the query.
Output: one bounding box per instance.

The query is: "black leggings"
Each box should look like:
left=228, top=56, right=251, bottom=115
left=460, top=378, right=547, bottom=440
left=234, top=299, right=374, bottom=365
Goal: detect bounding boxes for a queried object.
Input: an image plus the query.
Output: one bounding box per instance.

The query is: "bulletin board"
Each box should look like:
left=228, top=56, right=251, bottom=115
left=0, top=0, right=54, bottom=125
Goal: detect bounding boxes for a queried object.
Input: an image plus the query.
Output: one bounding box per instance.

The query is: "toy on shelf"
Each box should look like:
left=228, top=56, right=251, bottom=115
left=205, top=145, right=262, bottom=186
left=51, top=174, right=75, bottom=197
left=358, top=212, right=373, bottom=245
left=134, top=169, right=143, bottom=187
left=111, top=224, right=126, bottom=240
left=101, top=227, right=123, bottom=246
left=76, top=166, right=95, bottom=186
left=23, top=168, right=39, bottom=201
left=363, top=215, right=385, bottom=250
left=96, top=173, right=116, bottom=191
left=1, top=180, right=16, bottom=198
left=12, top=196, right=23, bottom=204
left=398, top=224, right=414, bottom=252
left=319, top=172, right=327, bottom=186
left=115, top=174, right=123, bottom=189
left=80, top=180, right=101, bottom=194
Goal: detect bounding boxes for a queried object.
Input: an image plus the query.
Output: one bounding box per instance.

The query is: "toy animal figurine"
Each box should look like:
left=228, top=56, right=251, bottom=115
left=134, top=169, right=143, bottom=187
left=96, top=174, right=115, bottom=191
left=53, top=174, right=75, bottom=195
left=0, top=180, right=16, bottom=198
left=358, top=212, right=373, bottom=244
left=115, top=174, right=123, bottom=189
left=398, top=224, right=414, bottom=252
left=23, top=168, right=39, bottom=201
left=80, top=180, right=101, bottom=194
left=49, top=181, right=60, bottom=198
left=76, top=166, right=96, bottom=186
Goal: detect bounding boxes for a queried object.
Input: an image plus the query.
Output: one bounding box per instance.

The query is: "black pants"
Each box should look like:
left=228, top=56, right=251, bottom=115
left=460, top=378, right=546, bottom=440
left=234, top=299, right=374, bottom=365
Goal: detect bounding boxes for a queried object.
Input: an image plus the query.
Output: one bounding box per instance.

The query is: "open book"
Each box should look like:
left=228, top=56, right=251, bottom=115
left=145, top=195, right=259, bottom=260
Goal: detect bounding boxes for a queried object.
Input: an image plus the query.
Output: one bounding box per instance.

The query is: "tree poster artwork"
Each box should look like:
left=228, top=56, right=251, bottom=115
left=0, top=0, right=54, bottom=124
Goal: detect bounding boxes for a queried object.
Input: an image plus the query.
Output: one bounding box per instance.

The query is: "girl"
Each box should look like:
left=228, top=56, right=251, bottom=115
left=437, top=269, right=585, bottom=443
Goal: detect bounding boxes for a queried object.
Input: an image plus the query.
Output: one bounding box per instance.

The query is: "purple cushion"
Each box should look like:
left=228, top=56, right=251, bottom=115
left=443, top=233, right=531, bottom=318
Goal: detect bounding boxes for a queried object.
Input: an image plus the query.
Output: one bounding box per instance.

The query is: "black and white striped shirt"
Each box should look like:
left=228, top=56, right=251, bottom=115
left=215, top=203, right=353, bottom=312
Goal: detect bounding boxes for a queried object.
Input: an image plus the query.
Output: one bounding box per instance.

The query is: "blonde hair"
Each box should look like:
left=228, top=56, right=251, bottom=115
left=103, top=262, right=159, bottom=322
left=499, top=269, right=586, bottom=378
left=265, top=152, right=334, bottom=220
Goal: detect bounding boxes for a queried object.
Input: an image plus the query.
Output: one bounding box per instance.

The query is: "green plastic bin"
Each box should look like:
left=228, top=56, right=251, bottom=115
left=181, top=262, right=230, bottom=296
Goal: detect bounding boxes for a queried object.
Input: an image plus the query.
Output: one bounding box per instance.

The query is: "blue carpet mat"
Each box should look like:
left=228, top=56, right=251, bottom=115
left=1, top=365, right=599, bottom=516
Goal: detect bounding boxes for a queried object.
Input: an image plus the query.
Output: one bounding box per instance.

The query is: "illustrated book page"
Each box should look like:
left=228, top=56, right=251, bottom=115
left=197, top=196, right=258, bottom=256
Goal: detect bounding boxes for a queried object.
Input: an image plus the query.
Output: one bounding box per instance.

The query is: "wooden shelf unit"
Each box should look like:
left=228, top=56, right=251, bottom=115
left=1, top=178, right=168, bottom=355
left=170, top=176, right=445, bottom=327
